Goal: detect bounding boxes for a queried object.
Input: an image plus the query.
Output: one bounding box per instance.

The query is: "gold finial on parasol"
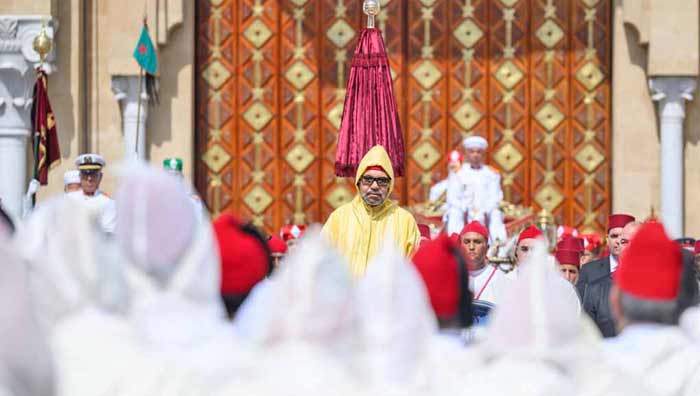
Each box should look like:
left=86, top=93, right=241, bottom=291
left=363, top=0, right=380, bottom=28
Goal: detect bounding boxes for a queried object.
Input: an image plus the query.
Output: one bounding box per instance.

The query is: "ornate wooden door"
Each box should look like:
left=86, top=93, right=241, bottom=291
left=195, top=0, right=612, bottom=235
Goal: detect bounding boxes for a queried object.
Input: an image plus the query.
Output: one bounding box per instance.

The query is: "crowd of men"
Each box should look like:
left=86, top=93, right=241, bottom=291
left=1, top=141, right=700, bottom=395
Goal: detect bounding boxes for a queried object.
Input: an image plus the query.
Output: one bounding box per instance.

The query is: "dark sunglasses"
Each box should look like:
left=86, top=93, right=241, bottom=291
left=359, top=175, right=391, bottom=187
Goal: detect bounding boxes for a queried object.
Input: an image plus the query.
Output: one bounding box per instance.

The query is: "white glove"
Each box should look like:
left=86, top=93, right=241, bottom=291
left=26, top=179, right=40, bottom=196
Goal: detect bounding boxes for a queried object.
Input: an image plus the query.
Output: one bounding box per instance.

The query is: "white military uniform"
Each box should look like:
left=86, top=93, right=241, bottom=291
left=74, top=190, right=117, bottom=233
left=458, top=136, right=507, bottom=243
left=429, top=171, right=473, bottom=236
left=73, top=154, right=117, bottom=233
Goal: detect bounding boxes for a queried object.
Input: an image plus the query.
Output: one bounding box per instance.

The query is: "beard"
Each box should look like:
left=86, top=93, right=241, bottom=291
left=361, top=190, right=385, bottom=207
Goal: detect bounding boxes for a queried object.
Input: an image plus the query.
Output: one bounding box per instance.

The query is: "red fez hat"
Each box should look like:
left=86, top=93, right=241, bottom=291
left=614, top=222, right=682, bottom=300
left=449, top=233, right=460, bottom=245
left=695, top=240, right=700, bottom=255
left=460, top=221, right=489, bottom=240
left=418, top=224, right=431, bottom=240
left=413, top=234, right=462, bottom=319
left=213, top=213, right=269, bottom=295
left=518, top=225, right=543, bottom=243
left=268, top=234, right=288, bottom=255
left=557, top=225, right=579, bottom=240
left=555, top=250, right=581, bottom=267
left=447, top=150, right=464, bottom=164
left=581, top=233, right=602, bottom=252
left=557, top=236, right=584, bottom=253
left=607, top=214, right=635, bottom=232
left=280, top=224, right=306, bottom=241
left=364, top=165, right=387, bottom=174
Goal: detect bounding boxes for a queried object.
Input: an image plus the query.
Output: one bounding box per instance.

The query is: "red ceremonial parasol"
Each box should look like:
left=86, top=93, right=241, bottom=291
left=334, top=0, right=405, bottom=177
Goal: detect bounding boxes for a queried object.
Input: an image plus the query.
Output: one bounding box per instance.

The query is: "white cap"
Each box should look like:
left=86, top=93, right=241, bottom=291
left=63, top=170, right=80, bottom=185
left=75, top=153, right=106, bottom=170
left=462, top=136, right=488, bottom=150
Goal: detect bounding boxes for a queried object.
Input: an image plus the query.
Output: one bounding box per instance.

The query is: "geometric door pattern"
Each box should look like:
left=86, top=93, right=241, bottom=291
left=195, top=0, right=611, bottom=235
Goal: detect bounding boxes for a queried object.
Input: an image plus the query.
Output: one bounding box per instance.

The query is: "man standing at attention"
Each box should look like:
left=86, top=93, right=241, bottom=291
left=576, top=213, right=635, bottom=296
left=322, top=145, right=421, bottom=277
left=74, top=154, right=117, bottom=233
left=460, top=221, right=509, bottom=304
left=459, top=136, right=506, bottom=243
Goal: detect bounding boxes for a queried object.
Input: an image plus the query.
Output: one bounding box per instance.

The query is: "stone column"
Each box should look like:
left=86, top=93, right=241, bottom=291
left=111, top=76, right=149, bottom=161
left=0, top=17, right=55, bottom=219
left=649, top=77, right=696, bottom=238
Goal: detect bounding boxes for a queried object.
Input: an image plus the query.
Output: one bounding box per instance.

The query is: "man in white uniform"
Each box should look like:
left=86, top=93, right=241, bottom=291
left=460, top=221, right=509, bottom=305
left=74, top=154, right=116, bottom=233
left=429, top=150, right=473, bottom=235
left=604, top=222, right=700, bottom=396
left=458, top=136, right=507, bottom=243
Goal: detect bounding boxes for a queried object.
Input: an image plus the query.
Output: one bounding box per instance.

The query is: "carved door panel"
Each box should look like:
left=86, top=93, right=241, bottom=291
left=196, top=0, right=611, bottom=234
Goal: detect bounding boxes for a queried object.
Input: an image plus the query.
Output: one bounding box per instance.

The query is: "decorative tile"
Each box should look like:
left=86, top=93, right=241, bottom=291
left=326, top=19, right=355, bottom=48
left=534, top=184, right=564, bottom=211
left=493, top=142, right=524, bottom=172
left=411, top=141, right=441, bottom=171
left=536, top=19, right=564, bottom=48
left=285, top=61, right=315, bottom=90
left=494, top=61, right=524, bottom=90
left=243, top=102, right=273, bottom=130
left=535, top=103, right=565, bottom=131
left=244, top=185, right=274, bottom=213
left=202, top=60, right=231, bottom=90
left=243, top=19, right=273, bottom=48
left=575, top=144, right=605, bottom=172
left=412, top=61, right=443, bottom=90
left=202, top=144, right=231, bottom=173
left=326, top=185, right=353, bottom=209
left=453, top=102, right=482, bottom=130
left=285, top=144, right=315, bottom=173
left=576, top=62, right=604, bottom=91
left=453, top=19, right=484, bottom=48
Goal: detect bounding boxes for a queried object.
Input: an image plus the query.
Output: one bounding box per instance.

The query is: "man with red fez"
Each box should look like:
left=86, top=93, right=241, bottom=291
left=429, top=149, right=472, bottom=236
left=580, top=232, right=602, bottom=265
left=555, top=248, right=582, bottom=285
left=268, top=234, right=288, bottom=267
left=322, top=145, right=421, bottom=277
left=460, top=221, right=509, bottom=305
left=581, top=220, right=640, bottom=337
left=576, top=213, right=635, bottom=296
left=604, top=222, right=700, bottom=394
left=413, top=234, right=474, bottom=333
left=212, top=213, right=273, bottom=319
left=514, top=225, right=544, bottom=267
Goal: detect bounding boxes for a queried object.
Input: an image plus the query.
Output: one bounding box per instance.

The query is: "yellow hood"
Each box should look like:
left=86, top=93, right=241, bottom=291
left=354, top=145, right=395, bottom=195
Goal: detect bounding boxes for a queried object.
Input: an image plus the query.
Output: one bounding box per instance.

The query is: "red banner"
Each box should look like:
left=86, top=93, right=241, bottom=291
left=32, top=69, right=61, bottom=185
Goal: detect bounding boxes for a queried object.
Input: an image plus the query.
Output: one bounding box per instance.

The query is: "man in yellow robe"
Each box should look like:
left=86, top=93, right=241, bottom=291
left=322, top=145, right=421, bottom=277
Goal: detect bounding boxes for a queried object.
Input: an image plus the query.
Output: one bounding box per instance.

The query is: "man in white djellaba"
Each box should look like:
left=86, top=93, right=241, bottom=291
left=604, top=221, right=700, bottom=396
left=458, top=136, right=507, bottom=243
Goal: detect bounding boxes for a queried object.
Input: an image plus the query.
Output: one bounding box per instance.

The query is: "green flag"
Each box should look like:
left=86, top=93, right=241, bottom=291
left=133, top=24, right=157, bottom=75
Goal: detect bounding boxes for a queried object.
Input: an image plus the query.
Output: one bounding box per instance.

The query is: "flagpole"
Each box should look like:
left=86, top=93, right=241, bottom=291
left=31, top=21, right=52, bottom=207
left=135, top=66, right=144, bottom=157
